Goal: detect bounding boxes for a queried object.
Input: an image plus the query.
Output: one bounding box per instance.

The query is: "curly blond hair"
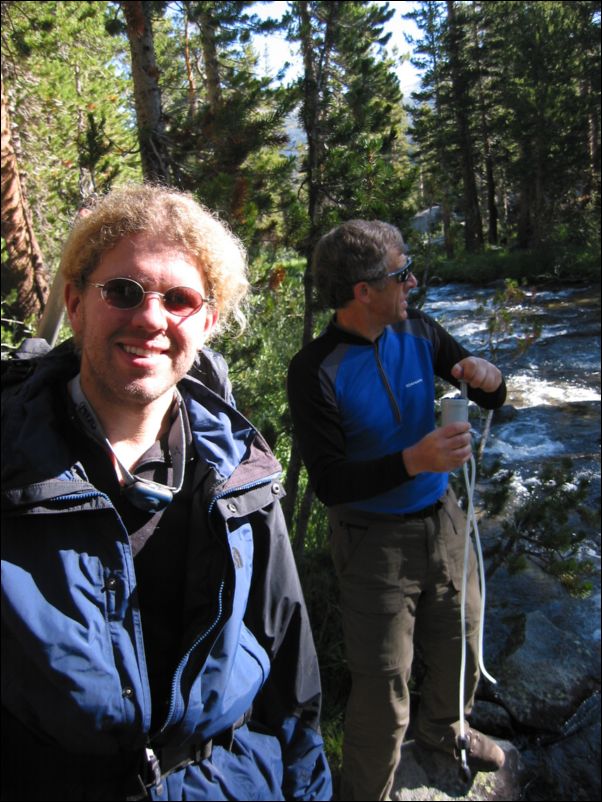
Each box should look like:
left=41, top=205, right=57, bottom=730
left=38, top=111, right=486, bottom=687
left=60, top=184, right=249, bottom=336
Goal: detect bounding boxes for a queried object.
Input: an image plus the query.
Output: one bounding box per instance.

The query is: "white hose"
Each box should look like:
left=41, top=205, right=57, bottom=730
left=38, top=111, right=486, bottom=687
left=458, top=452, right=497, bottom=774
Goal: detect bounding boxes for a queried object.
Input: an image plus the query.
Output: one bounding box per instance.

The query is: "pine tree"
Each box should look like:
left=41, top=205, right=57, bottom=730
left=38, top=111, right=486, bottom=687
left=407, top=0, right=601, bottom=251
left=1, top=1, right=139, bottom=268
left=159, top=0, right=296, bottom=246
left=119, top=0, right=172, bottom=183
left=282, top=0, right=414, bottom=546
left=1, top=1, right=138, bottom=343
left=405, top=0, right=460, bottom=258
left=1, top=69, right=49, bottom=331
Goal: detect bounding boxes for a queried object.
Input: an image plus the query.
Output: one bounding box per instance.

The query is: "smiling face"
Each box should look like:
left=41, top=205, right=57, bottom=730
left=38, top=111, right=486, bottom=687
left=65, top=233, right=217, bottom=418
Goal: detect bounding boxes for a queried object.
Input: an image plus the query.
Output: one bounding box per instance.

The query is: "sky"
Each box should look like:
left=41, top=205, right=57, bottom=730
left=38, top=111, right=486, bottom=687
left=251, top=1, right=422, bottom=98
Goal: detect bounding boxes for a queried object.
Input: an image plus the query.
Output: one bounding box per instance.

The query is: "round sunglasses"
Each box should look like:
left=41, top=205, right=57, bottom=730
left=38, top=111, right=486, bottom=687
left=90, top=277, right=210, bottom=317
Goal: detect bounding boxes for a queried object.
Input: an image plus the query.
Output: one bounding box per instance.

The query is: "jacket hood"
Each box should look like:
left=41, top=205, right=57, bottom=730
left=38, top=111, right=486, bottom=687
left=180, top=373, right=282, bottom=498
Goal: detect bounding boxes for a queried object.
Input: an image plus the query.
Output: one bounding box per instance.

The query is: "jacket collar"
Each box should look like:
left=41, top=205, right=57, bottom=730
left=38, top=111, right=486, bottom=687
left=328, top=316, right=388, bottom=346
left=2, top=341, right=281, bottom=501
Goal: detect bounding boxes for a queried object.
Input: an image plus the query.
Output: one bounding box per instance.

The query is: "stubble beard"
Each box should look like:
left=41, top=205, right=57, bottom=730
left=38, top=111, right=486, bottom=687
left=80, top=338, right=194, bottom=411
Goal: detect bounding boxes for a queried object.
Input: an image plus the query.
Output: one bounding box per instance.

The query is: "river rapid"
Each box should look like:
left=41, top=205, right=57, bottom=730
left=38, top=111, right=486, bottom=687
left=418, top=282, right=601, bottom=801
left=420, top=281, right=601, bottom=558
left=421, top=282, right=600, bottom=463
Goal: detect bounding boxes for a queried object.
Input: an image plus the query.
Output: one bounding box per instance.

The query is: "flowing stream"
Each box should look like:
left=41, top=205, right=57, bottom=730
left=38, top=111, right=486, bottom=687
left=421, top=282, right=601, bottom=467
left=413, top=282, right=601, bottom=800
left=420, top=281, right=601, bottom=564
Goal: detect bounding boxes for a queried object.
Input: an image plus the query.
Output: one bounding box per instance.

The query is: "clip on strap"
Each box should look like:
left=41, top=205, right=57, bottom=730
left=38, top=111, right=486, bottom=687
left=128, top=741, right=216, bottom=800
left=144, top=747, right=163, bottom=794
left=127, top=718, right=247, bottom=799
left=126, top=747, right=163, bottom=800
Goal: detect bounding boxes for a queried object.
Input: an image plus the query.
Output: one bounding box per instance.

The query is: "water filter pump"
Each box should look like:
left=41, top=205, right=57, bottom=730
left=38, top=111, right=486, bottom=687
left=440, top=381, right=497, bottom=780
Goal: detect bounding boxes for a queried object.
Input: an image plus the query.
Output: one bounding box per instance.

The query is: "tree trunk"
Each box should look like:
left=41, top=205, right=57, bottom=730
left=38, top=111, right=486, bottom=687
left=197, top=6, right=222, bottom=115
left=516, top=164, right=533, bottom=249
left=183, top=2, right=198, bottom=121
left=282, top=444, right=303, bottom=531
left=120, top=1, right=171, bottom=183
left=293, top=484, right=315, bottom=557
left=282, top=1, right=321, bottom=533
left=589, top=83, right=600, bottom=196
left=469, top=3, right=498, bottom=245
left=446, top=1, right=483, bottom=253
left=442, top=198, right=455, bottom=259
left=282, top=2, right=338, bottom=541
left=484, top=150, right=498, bottom=245
left=1, top=72, right=48, bottom=324
left=74, top=63, right=96, bottom=198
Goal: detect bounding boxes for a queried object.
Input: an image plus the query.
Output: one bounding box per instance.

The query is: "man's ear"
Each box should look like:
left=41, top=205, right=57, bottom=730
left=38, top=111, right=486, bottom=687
left=352, top=281, right=370, bottom=304
left=201, top=306, right=219, bottom=340
left=64, top=281, right=83, bottom=335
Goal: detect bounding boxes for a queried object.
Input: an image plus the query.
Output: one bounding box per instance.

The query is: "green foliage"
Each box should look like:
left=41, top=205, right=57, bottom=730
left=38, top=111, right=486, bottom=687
left=78, top=111, right=121, bottom=187
left=288, top=0, right=416, bottom=235
left=478, top=278, right=542, bottom=366
left=483, top=458, right=599, bottom=597
left=430, top=244, right=601, bottom=286
left=406, top=0, right=601, bottom=252
left=154, top=2, right=298, bottom=249
left=1, top=290, right=36, bottom=352
left=1, top=1, right=140, bottom=273
left=476, top=463, right=514, bottom=517
left=326, top=59, right=413, bottom=221
left=212, top=254, right=308, bottom=459
left=320, top=713, right=344, bottom=793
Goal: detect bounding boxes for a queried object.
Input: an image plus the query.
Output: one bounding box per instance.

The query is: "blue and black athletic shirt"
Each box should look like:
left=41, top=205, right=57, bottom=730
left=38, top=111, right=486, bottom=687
left=287, top=308, right=506, bottom=515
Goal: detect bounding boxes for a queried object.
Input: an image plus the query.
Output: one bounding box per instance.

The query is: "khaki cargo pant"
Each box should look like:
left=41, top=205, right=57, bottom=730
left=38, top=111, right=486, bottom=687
left=328, top=487, right=481, bottom=801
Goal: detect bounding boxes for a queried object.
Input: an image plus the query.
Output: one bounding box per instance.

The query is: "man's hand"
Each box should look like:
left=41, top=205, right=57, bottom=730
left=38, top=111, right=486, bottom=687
left=403, top=422, right=472, bottom=476
left=451, top=356, right=502, bottom=393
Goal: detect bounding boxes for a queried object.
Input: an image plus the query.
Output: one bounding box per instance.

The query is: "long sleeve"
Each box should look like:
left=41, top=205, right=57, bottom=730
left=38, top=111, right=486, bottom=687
left=287, top=312, right=506, bottom=510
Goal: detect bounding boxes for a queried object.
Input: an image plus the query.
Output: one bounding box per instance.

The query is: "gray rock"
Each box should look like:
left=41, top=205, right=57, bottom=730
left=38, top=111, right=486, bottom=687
left=492, top=610, right=599, bottom=731
left=470, top=699, right=515, bottom=739
left=543, top=693, right=601, bottom=801
left=390, top=739, right=522, bottom=801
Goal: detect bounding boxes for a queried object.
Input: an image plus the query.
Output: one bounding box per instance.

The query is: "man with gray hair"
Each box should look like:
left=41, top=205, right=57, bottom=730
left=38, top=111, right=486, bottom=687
left=287, top=219, right=506, bottom=801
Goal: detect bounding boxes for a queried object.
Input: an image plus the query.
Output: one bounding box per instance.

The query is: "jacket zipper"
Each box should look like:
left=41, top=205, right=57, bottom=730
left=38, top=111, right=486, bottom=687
left=158, top=473, right=279, bottom=736
left=158, top=580, right=225, bottom=735
left=44, top=487, right=155, bottom=732
left=373, top=341, right=402, bottom=423
left=48, top=489, right=109, bottom=505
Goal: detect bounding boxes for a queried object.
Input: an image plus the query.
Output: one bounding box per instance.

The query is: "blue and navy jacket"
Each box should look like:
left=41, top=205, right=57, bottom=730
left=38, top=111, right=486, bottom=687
left=1, top=341, right=332, bottom=801
left=287, top=309, right=506, bottom=514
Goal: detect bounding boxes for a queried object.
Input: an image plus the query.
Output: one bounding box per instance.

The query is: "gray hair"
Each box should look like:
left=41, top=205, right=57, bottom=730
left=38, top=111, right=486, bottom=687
left=313, top=220, right=405, bottom=309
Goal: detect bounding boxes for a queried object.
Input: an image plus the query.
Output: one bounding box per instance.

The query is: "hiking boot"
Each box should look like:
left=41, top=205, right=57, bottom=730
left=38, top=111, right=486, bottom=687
left=454, top=729, right=505, bottom=772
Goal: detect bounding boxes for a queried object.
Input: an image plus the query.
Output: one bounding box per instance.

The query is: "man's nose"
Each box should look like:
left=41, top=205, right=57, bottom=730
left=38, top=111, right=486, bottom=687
left=130, top=293, right=169, bottom=327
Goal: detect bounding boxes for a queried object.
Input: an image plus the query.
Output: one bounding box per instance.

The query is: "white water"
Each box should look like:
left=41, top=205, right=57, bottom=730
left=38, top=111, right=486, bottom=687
left=507, top=374, right=601, bottom=408
left=424, top=283, right=601, bottom=468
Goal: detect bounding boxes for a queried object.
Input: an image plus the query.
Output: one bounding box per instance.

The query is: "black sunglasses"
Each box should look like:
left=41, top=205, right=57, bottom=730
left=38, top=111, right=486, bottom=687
left=356, top=256, right=413, bottom=285
left=387, top=257, right=413, bottom=283
left=90, top=277, right=210, bottom=317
